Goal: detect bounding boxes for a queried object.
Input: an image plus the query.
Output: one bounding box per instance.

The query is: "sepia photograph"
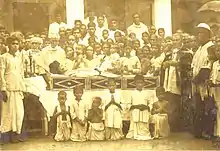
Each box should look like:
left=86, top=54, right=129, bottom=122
left=1, top=0, right=220, bottom=150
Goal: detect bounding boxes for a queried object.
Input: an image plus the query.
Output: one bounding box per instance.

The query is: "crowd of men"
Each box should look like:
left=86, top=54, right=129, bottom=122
left=0, top=11, right=220, bottom=143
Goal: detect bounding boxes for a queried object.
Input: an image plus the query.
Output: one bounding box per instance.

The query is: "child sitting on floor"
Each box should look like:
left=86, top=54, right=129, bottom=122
left=70, top=86, right=88, bottom=142
left=151, top=87, right=170, bottom=139
left=52, top=91, right=72, bottom=142
left=87, top=97, right=105, bottom=141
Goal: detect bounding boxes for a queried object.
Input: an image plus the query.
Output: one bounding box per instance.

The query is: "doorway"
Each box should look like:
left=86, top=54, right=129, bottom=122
left=12, top=2, right=49, bottom=34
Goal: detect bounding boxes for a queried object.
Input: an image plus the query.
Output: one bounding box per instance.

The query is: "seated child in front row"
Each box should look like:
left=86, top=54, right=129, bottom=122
left=53, top=91, right=72, bottom=142
left=126, top=74, right=152, bottom=140
left=70, top=86, right=88, bottom=142
left=87, top=97, right=105, bottom=141
left=151, top=87, right=170, bottom=139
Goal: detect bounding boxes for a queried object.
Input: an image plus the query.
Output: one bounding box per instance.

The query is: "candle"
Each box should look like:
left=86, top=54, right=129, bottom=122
left=29, top=52, right=32, bottom=73
left=24, top=59, right=28, bottom=77
left=33, top=60, right=35, bottom=74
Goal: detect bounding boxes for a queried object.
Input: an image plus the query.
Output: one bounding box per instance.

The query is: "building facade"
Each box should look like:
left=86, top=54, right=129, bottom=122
left=0, top=0, right=172, bottom=35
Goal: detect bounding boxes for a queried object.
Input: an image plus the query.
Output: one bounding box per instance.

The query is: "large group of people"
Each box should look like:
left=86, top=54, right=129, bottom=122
left=0, top=11, right=220, bottom=144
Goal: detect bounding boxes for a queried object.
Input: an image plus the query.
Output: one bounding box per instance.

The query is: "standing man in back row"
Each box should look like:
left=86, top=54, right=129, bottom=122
left=127, top=13, right=148, bottom=40
left=48, top=11, right=67, bottom=38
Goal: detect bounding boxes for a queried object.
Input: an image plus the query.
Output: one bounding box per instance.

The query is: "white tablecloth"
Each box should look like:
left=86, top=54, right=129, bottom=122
left=24, top=76, right=47, bottom=97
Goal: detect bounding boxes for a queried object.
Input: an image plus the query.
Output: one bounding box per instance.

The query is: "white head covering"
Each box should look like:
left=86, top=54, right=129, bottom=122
left=48, top=33, right=60, bottom=40
left=30, top=37, right=43, bottom=44
left=196, top=23, right=211, bottom=31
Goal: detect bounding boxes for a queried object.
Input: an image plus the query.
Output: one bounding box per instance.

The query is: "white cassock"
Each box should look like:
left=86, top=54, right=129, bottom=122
left=35, top=45, right=66, bottom=74
left=210, top=60, right=220, bottom=137
left=126, top=90, right=152, bottom=140
left=103, top=92, right=124, bottom=140
left=70, top=99, right=88, bottom=142
left=127, top=23, right=148, bottom=40
left=191, top=41, right=214, bottom=99
left=48, top=22, right=66, bottom=37
left=0, top=52, right=26, bottom=134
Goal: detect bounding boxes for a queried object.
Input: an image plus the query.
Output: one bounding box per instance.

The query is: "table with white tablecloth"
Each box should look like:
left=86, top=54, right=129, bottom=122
left=24, top=75, right=159, bottom=135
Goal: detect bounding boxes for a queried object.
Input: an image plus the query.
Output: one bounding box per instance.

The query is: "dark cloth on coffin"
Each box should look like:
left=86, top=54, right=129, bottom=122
left=129, top=104, right=150, bottom=111
left=49, top=106, right=72, bottom=137
left=49, top=61, right=63, bottom=74
left=104, top=101, right=122, bottom=111
left=192, top=68, right=211, bottom=85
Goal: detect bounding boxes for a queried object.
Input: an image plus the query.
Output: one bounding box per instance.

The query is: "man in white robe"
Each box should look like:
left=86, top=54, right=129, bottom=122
left=48, top=13, right=66, bottom=38
left=0, top=36, right=26, bottom=142
left=35, top=34, right=66, bottom=74
left=127, top=13, right=148, bottom=40
left=191, top=23, right=214, bottom=138
left=95, top=15, right=107, bottom=38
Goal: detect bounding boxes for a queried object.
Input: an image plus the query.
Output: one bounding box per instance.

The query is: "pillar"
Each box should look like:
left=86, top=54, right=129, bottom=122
left=154, top=0, right=172, bottom=36
left=66, top=0, right=84, bottom=28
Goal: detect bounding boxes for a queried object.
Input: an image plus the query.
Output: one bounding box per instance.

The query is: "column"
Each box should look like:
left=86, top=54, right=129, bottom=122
left=154, top=0, right=172, bottom=36
left=66, top=0, right=84, bottom=28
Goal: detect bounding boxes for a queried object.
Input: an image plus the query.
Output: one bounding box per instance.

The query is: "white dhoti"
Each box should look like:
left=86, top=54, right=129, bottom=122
left=126, top=109, right=152, bottom=140
left=70, top=121, right=87, bottom=142
left=152, top=114, right=170, bottom=138
left=0, top=91, right=24, bottom=134
left=87, top=122, right=105, bottom=141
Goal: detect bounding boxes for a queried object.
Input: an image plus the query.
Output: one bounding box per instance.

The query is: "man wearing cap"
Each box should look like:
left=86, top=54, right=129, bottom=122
left=192, top=23, right=214, bottom=139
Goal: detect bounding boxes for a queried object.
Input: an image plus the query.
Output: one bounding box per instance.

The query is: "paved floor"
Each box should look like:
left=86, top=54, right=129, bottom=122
left=1, top=133, right=219, bottom=151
